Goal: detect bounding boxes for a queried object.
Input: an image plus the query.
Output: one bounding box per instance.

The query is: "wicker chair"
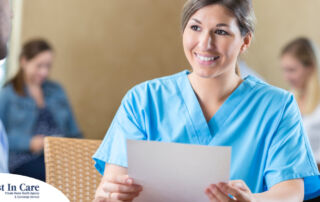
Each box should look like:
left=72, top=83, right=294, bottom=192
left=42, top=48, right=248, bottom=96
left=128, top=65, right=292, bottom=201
left=44, top=137, right=102, bottom=202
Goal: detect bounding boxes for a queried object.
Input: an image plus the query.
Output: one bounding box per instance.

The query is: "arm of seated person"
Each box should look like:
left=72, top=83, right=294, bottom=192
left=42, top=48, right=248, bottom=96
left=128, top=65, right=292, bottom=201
left=254, top=179, right=304, bottom=202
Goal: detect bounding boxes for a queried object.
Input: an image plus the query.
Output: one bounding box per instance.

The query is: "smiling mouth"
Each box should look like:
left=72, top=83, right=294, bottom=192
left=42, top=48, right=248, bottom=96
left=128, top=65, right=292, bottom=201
left=195, top=53, right=220, bottom=62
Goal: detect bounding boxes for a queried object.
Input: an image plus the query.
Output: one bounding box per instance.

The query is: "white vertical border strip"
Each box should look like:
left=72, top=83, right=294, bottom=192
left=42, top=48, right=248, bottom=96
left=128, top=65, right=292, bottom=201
left=7, top=0, right=24, bottom=81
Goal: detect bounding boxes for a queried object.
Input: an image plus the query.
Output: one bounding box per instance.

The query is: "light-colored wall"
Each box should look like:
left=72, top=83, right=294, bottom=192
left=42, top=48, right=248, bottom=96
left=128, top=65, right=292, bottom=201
left=244, top=0, right=320, bottom=88
left=19, top=0, right=188, bottom=139
left=15, top=0, right=320, bottom=139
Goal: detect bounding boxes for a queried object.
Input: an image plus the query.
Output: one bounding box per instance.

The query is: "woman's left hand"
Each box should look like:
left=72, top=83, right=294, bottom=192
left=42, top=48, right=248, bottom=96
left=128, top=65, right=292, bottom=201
left=205, top=180, right=256, bottom=202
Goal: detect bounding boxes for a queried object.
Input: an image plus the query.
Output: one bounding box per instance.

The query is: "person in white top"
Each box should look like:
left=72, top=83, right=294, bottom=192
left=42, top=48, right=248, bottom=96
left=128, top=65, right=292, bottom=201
left=239, top=60, right=265, bottom=81
left=0, top=0, right=11, bottom=173
left=280, top=37, right=320, bottom=170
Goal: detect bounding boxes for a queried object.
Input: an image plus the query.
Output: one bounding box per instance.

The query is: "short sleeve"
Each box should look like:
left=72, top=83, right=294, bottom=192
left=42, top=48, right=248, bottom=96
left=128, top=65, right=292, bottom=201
left=92, top=89, right=147, bottom=175
left=264, top=94, right=320, bottom=199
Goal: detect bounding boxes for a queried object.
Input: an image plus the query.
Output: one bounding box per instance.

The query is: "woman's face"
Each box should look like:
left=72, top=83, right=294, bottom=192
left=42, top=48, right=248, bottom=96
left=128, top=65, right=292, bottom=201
left=183, top=4, right=251, bottom=79
left=280, top=53, right=313, bottom=90
left=21, top=50, right=54, bottom=85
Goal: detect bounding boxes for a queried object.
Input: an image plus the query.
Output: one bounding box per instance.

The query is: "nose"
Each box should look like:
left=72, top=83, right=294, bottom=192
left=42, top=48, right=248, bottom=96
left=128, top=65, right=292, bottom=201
left=198, top=31, right=215, bottom=51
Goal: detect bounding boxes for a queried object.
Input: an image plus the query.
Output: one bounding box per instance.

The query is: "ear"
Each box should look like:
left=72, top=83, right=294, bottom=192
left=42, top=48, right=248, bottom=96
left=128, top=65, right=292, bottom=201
left=240, top=32, right=252, bottom=54
left=308, top=65, right=316, bottom=74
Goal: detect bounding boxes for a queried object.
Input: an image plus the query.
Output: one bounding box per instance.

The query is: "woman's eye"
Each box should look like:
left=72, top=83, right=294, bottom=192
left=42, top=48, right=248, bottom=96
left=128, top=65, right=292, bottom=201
left=190, top=25, right=201, bottom=31
left=215, top=30, right=229, bottom=35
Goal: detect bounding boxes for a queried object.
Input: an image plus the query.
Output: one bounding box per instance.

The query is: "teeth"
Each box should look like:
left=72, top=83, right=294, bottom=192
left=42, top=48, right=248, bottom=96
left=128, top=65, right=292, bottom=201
left=196, top=54, right=218, bottom=62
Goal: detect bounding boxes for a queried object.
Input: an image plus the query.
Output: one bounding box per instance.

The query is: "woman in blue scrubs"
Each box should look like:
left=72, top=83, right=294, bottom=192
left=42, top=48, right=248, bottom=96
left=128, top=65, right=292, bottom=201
left=93, top=0, right=320, bottom=201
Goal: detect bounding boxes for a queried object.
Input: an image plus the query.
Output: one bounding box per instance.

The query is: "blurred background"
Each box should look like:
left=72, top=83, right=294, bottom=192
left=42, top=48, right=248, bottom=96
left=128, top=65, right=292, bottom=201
left=3, top=0, right=320, bottom=140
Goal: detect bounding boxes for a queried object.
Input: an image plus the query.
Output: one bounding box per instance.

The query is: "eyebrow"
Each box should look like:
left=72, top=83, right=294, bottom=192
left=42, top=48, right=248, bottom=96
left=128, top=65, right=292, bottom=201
left=191, top=18, right=229, bottom=28
left=216, top=23, right=229, bottom=27
left=191, top=18, right=202, bottom=24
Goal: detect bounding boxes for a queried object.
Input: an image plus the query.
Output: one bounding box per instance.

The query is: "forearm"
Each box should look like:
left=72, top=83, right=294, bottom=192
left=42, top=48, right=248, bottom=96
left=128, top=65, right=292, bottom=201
left=253, top=179, right=304, bottom=202
left=95, top=164, right=136, bottom=201
left=103, top=164, right=128, bottom=179
left=254, top=191, right=302, bottom=202
left=97, top=164, right=127, bottom=192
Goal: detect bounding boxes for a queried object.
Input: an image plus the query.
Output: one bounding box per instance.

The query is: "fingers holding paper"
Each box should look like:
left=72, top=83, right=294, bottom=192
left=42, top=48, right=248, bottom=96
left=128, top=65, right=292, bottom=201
left=94, top=165, right=143, bottom=202
left=205, top=180, right=256, bottom=202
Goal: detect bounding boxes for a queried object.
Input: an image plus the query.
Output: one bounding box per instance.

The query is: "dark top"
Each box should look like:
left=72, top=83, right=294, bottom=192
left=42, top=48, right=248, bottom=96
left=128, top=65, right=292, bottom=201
left=9, top=107, right=63, bottom=170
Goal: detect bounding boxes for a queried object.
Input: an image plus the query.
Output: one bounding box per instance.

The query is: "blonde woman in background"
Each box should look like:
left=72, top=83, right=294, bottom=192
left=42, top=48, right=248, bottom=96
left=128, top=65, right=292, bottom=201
left=281, top=37, right=320, bottom=169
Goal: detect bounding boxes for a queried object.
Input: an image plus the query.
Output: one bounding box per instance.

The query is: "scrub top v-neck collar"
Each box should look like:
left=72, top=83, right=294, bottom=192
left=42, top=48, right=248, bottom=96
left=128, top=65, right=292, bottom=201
left=176, top=70, right=254, bottom=145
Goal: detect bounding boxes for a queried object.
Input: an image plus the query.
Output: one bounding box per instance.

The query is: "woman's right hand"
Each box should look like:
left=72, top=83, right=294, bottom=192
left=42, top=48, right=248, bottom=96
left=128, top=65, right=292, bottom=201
left=30, top=135, right=45, bottom=153
left=94, top=174, right=143, bottom=202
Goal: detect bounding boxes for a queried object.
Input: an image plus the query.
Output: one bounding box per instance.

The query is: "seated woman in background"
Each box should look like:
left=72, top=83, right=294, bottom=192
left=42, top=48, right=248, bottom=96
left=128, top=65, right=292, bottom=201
left=0, top=39, right=82, bottom=181
left=280, top=37, right=320, bottom=170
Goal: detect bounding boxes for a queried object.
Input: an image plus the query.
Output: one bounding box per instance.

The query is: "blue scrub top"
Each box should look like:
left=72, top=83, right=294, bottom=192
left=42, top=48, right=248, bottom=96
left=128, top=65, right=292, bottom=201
left=93, top=70, right=320, bottom=200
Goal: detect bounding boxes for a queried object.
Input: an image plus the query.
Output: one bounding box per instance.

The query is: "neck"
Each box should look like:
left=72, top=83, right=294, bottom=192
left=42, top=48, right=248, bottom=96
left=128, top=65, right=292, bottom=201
left=296, top=85, right=308, bottom=102
left=296, top=87, right=308, bottom=114
left=24, top=76, right=41, bottom=89
left=188, top=70, right=242, bottom=104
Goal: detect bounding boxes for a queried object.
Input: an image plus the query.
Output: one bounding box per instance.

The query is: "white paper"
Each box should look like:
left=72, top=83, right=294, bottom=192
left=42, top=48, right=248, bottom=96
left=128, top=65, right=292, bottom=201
left=127, top=140, right=231, bottom=202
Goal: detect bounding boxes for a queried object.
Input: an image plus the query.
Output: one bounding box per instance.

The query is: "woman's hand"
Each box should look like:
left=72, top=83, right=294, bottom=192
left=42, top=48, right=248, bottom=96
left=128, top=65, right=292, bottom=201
left=205, top=180, right=256, bottom=202
left=30, top=135, right=45, bottom=153
left=94, top=174, right=143, bottom=202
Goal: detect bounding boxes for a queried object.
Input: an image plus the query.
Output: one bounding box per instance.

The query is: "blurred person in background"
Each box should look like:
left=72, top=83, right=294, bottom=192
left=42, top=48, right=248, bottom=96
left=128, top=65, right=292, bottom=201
left=0, top=39, right=82, bottom=180
left=0, top=0, right=10, bottom=59
left=0, top=0, right=12, bottom=173
left=280, top=37, right=320, bottom=170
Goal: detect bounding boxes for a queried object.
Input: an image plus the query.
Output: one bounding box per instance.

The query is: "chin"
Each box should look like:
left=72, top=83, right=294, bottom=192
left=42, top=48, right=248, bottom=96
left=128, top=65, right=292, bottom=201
left=289, top=82, right=300, bottom=89
left=35, top=79, right=46, bottom=85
